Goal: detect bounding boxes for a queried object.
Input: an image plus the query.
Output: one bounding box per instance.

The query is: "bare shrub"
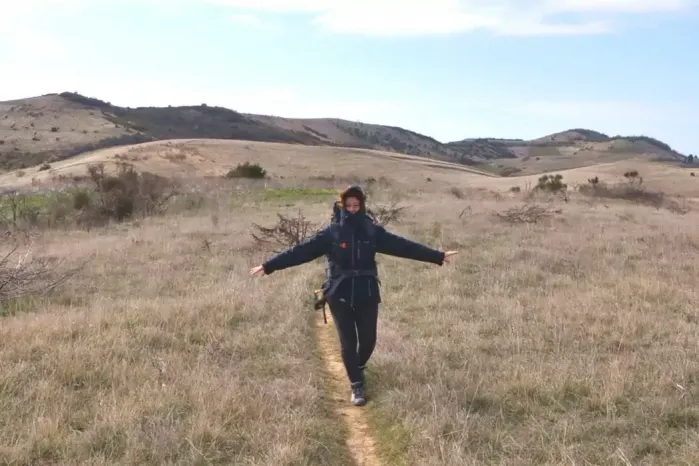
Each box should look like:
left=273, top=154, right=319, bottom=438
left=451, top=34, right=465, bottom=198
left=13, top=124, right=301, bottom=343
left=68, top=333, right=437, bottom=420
left=0, top=243, right=81, bottom=308
left=367, top=200, right=408, bottom=226
left=249, top=197, right=408, bottom=252
left=251, top=210, right=320, bottom=252
left=493, top=204, right=562, bottom=224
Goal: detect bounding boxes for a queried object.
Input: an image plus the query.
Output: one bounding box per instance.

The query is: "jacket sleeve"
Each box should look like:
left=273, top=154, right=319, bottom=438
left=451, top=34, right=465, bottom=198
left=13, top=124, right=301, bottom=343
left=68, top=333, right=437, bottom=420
left=374, top=225, right=445, bottom=265
left=262, top=227, right=332, bottom=274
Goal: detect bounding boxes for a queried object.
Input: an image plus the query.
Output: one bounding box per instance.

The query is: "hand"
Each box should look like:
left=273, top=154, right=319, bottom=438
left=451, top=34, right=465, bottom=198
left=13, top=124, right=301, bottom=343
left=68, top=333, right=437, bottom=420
left=443, top=251, right=458, bottom=264
left=250, top=265, right=266, bottom=276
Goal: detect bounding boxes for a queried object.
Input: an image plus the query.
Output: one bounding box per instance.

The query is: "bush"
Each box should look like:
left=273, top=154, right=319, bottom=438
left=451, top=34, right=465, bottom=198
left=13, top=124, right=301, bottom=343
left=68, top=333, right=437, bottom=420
left=226, top=162, right=267, bottom=179
left=0, top=163, right=179, bottom=231
left=84, top=162, right=179, bottom=223
left=72, top=189, right=91, bottom=210
left=580, top=181, right=664, bottom=208
left=536, top=174, right=567, bottom=192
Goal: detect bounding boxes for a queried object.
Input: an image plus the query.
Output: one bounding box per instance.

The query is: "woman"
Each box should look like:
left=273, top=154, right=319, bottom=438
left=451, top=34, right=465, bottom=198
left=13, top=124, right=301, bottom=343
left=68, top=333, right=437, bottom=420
left=250, top=185, right=457, bottom=406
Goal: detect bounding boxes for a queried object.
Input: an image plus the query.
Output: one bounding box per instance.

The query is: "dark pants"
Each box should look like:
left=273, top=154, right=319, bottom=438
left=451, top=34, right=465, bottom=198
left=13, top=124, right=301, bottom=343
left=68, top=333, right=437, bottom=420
left=328, top=298, right=379, bottom=385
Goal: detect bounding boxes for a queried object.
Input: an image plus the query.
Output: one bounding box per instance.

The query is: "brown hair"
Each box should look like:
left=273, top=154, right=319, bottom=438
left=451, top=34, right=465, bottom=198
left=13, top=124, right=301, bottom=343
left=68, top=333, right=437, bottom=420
left=339, top=185, right=366, bottom=212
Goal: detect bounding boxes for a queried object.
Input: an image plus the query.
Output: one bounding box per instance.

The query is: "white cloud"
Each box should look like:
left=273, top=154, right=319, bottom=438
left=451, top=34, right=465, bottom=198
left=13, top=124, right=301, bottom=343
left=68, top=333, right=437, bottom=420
left=202, top=0, right=697, bottom=36
left=8, top=0, right=694, bottom=37
left=548, top=0, right=693, bottom=13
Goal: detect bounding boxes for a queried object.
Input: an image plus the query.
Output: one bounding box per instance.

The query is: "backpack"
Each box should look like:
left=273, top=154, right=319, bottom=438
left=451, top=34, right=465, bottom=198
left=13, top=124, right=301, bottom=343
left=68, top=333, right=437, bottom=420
left=313, top=201, right=377, bottom=323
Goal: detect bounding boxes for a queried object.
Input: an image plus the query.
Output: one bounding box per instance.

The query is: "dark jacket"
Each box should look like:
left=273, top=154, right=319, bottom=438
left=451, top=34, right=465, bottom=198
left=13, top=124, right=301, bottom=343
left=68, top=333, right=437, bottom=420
left=262, top=209, right=445, bottom=306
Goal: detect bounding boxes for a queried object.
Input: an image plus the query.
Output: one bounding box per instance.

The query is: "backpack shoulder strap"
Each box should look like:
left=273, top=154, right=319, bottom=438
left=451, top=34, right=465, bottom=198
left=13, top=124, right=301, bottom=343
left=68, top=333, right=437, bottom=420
left=363, top=216, right=376, bottom=239
left=329, top=221, right=341, bottom=243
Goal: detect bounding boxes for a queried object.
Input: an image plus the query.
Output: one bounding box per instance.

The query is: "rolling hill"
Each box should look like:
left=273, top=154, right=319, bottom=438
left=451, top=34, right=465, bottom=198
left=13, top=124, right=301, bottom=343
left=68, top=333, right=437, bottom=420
left=448, top=129, right=688, bottom=176
left=0, top=92, right=688, bottom=174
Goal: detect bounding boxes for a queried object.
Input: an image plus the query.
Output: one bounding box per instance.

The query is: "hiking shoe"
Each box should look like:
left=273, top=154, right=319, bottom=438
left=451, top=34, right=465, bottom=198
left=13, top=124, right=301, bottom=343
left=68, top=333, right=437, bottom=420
left=351, top=382, right=366, bottom=406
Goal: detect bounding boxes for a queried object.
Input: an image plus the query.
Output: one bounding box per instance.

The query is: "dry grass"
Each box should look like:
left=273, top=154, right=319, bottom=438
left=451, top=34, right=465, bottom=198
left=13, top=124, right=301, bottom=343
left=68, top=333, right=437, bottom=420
left=2, top=140, right=699, bottom=465
left=363, top=196, right=699, bottom=465
left=0, top=139, right=492, bottom=190
left=0, top=200, right=354, bottom=465
left=465, top=157, right=699, bottom=198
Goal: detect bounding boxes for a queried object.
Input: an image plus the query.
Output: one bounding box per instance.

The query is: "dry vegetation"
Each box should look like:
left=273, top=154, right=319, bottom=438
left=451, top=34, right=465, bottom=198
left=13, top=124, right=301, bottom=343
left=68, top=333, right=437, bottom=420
left=1, top=139, right=699, bottom=465
left=0, top=195, right=355, bottom=465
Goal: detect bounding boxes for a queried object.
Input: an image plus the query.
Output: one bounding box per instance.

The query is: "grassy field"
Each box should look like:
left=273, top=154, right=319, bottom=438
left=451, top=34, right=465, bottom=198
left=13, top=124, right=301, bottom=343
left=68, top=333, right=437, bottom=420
left=1, top=140, right=699, bottom=465
left=0, top=197, right=360, bottom=465
left=363, top=197, right=699, bottom=465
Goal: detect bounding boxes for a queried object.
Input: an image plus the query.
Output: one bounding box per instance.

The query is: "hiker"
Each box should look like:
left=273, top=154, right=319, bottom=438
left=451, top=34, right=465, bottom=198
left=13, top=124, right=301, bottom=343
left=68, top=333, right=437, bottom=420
left=250, top=185, right=457, bottom=406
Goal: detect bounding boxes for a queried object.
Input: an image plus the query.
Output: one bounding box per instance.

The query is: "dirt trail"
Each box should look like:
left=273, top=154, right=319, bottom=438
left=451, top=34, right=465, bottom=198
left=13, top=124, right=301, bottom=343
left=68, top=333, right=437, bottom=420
left=315, top=312, right=381, bottom=466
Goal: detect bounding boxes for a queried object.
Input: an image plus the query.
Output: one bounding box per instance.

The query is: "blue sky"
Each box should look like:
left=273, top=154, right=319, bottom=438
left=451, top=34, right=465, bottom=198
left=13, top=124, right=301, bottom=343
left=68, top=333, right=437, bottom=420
left=2, top=0, right=698, bottom=154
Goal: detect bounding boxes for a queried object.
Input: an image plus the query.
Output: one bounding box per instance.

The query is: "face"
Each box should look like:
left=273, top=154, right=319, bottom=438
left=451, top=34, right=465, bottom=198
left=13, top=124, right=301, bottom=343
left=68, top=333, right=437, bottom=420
left=344, top=197, right=361, bottom=214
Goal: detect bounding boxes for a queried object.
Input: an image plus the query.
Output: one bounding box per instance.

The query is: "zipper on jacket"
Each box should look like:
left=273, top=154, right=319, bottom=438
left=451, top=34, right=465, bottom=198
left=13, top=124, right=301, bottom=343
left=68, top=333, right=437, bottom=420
left=351, top=231, right=355, bottom=308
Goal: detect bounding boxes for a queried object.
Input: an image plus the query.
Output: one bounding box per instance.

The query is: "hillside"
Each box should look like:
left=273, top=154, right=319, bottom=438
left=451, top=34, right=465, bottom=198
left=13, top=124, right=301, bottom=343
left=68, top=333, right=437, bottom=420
left=0, top=92, right=479, bottom=171
left=0, top=92, right=688, bottom=174
left=0, top=138, right=496, bottom=192
left=0, top=93, right=327, bottom=171
left=243, top=114, right=476, bottom=164
left=448, top=129, right=687, bottom=176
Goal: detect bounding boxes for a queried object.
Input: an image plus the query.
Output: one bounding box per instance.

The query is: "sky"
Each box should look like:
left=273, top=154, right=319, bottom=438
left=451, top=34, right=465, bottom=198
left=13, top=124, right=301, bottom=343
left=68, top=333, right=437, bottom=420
left=1, top=0, right=698, bottom=154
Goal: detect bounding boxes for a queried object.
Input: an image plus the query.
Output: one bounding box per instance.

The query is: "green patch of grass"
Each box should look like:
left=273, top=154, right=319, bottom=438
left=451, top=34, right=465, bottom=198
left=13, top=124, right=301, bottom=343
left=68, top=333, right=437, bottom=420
left=257, top=187, right=337, bottom=203
left=0, top=190, right=87, bottom=228
left=366, top=407, right=413, bottom=466
left=0, top=192, right=53, bottom=216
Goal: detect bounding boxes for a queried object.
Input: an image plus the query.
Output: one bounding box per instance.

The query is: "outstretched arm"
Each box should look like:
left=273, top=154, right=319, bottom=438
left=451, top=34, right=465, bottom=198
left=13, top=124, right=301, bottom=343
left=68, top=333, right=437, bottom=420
left=375, top=225, right=448, bottom=265
left=252, top=227, right=332, bottom=276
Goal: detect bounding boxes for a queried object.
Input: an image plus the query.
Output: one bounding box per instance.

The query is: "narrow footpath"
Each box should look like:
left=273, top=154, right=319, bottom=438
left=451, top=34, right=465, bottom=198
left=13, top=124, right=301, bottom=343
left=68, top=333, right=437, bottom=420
left=315, top=311, right=381, bottom=466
